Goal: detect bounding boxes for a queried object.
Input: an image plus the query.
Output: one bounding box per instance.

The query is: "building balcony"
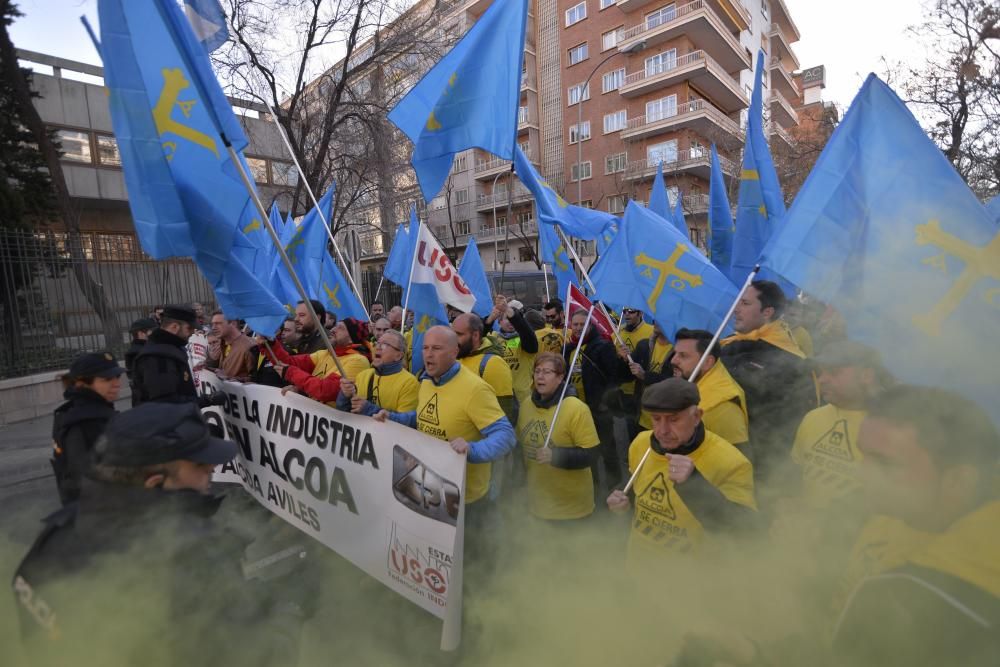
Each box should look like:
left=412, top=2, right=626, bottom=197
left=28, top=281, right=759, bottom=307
left=770, top=0, right=802, bottom=42
left=624, top=149, right=737, bottom=183
left=620, top=49, right=747, bottom=113
left=474, top=149, right=536, bottom=181
left=681, top=193, right=711, bottom=215
left=476, top=184, right=533, bottom=211
left=770, top=89, right=798, bottom=127
left=769, top=123, right=795, bottom=148
left=769, top=56, right=798, bottom=100
left=517, top=107, right=538, bottom=133
left=768, top=23, right=800, bottom=71
left=476, top=219, right=539, bottom=240
left=616, top=0, right=750, bottom=33
left=619, top=0, right=751, bottom=74
left=621, top=98, right=742, bottom=142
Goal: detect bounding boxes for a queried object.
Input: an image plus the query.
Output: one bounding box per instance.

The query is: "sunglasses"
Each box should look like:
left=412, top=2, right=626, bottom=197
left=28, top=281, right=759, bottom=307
left=622, top=308, right=640, bottom=315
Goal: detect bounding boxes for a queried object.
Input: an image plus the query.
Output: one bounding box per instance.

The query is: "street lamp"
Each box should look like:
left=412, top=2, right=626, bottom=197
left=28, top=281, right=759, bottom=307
left=576, top=39, right=647, bottom=205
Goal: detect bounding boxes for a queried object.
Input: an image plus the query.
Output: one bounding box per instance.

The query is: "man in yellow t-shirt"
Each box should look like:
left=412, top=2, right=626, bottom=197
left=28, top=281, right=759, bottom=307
left=669, top=328, right=749, bottom=451
left=337, top=330, right=419, bottom=416
left=375, top=326, right=515, bottom=559
left=453, top=313, right=515, bottom=422
left=790, top=340, right=892, bottom=510
left=485, top=297, right=540, bottom=406
left=607, top=378, right=755, bottom=567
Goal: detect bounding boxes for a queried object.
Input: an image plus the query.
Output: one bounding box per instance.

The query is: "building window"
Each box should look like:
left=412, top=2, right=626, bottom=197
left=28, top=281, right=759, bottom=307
left=565, top=2, right=587, bottom=26
left=56, top=129, right=92, bottom=163
left=605, top=152, right=627, bottom=174
left=568, top=42, right=588, bottom=66
left=246, top=157, right=269, bottom=184
left=690, top=140, right=705, bottom=159
left=95, top=134, right=120, bottom=166
left=645, top=4, right=677, bottom=30
left=498, top=248, right=510, bottom=264
left=430, top=195, right=447, bottom=210
left=568, top=120, right=591, bottom=144
left=579, top=199, right=593, bottom=208
left=454, top=155, right=468, bottom=172
left=567, top=82, right=590, bottom=105
left=496, top=215, right=507, bottom=232
left=762, top=0, right=770, bottom=21
left=456, top=220, right=471, bottom=235
left=646, top=94, right=677, bottom=122
left=516, top=211, right=533, bottom=225
left=603, top=110, right=627, bottom=133
left=271, top=161, right=299, bottom=186
left=647, top=139, right=678, bottom=166
left=602, top=68, right=625, bottom=93
left=608, top=195, right=626, bottom=214
left=455, top=188, right=469, bottom=204
left=570, top=161, right=592, bottom=181
left=518, top=106, right=530, bottom=124
left=645, top=49, right=678, bottom=77
left=601, top=28, right=620, bottom=52
left=600, top=0, right=615, bottom=9
left=518, top=246, right=534, bottom=262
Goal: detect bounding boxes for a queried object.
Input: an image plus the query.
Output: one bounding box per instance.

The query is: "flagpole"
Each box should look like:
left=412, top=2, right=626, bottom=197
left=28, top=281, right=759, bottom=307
left=228, top=22, right=369, bottom=322
left=541, top=306, right=593, bottom=450
left=149, top=0, right=345, bottom=376
left=541, top=263, right=551, bottom=303
left=400, top=220, right=422, bottom=334
left=623, top=264, right=759, bottom=493
left=561, top=281, right=571, bottom=358
left=372, top=274, right=385, bottom=308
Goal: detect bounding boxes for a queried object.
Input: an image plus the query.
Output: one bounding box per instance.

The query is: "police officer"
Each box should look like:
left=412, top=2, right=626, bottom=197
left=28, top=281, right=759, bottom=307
left=51, top=351, right=124, bottom=505
left=131, top=305, right=222, bottom=407
left=13, top=402, right=265, bottom=666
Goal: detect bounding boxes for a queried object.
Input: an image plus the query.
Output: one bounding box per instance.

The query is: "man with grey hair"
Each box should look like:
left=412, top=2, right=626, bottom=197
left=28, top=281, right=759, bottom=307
left=338, top=330, right=419, bottom=415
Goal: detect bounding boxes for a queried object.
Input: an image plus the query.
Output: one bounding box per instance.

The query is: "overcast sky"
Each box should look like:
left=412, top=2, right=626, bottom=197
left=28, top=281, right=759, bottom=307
left=12, top=0, right=929, bottom=111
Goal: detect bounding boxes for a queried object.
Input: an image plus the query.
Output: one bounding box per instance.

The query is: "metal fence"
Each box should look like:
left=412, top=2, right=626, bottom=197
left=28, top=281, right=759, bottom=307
left=0, top=228, right=215, bottom=379
left=358, top=269, right=402, bottom=314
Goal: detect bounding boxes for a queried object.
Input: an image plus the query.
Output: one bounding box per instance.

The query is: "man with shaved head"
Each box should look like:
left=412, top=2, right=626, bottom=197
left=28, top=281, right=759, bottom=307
left=375, top=325, right=515, bottom=561
left=452, top=312, right=515, bottom=422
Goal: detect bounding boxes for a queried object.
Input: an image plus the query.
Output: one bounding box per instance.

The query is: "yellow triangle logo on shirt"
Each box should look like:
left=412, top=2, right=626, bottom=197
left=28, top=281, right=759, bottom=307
left=418, top=393, right=440, bottom=426
left=811, top=418, right=855, bottom=462
left=637, top=471, right=677, bottom=520
left=520, top=419, right=549, bottom=448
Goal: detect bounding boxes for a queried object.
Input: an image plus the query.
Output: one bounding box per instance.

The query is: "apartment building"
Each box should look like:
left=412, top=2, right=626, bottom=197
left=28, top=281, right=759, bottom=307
left=349, top=0, right=820, bottom=284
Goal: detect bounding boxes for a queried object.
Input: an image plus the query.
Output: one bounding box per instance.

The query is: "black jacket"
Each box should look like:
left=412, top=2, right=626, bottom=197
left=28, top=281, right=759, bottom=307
left=131, top=328, right=198, bottom=405
left=567, top=329, right=630, bottom=415
left=629, top=337, right=675, bottom=413
left=293, top=328, right=324, bottom=355
left=719, top=338, right=815, bottom=477
left=124, top=340, right=145, bottom=406
left=13, top=481, right=264, bottom=667
left=50, top=388, right=117, bottom=505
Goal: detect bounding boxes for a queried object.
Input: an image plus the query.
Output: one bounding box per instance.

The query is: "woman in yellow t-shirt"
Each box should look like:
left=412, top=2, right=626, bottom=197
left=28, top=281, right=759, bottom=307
left=518, top=352, right=601, bottom=521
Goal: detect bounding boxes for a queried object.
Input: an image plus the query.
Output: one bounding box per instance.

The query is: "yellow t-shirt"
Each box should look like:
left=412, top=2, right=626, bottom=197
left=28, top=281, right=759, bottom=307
left=459, top=341, right=513, bottom=399
left=308, top=349, right=370, bottom=382
left=619, top=321, right=655, bottom=396
left=638, top=339, right=675, bottom=429
left=790, top=404, right=867, bottom=510
left=352, top=367, right=420, bottom=413
left=626, top=429, right=755, bottom=567
left=517, top=396, right=600, bottom=520
left=498, top=336, right=536, bottom=405
left=536, top=326, right=566, bottom=355
left=415, top=366, right=507, bottom=504
left=697, top=362, right=749, bottom=447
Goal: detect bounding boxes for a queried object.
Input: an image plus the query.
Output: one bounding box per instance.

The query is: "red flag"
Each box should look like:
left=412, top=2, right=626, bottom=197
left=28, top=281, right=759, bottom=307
left=567, top=284, right=614, bottom=339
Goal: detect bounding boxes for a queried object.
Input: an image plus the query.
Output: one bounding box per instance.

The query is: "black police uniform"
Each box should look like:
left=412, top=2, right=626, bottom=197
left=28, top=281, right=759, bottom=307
left=131, top=327, right=200, bottom=405
left=51, top=387, right=116, bottom=505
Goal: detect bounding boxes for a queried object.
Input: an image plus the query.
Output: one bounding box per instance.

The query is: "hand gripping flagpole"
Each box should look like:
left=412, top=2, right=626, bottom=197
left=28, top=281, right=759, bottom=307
left=622, top=264, right=759, bottom=494
left=228, top=20, right=369, bottom=321
left=149, top=0, right=346, bottom=376
left=540, top=305, right=594, bottom=450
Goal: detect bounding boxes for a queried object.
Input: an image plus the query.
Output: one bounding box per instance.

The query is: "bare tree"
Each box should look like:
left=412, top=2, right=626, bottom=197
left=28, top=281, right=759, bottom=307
left=771, top=102, right=840, bottom=204
left=889, top=0, right=999, bottom=198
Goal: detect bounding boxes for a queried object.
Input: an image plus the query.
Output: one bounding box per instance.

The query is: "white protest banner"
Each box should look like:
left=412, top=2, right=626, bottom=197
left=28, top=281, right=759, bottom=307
left=199, top=371, right=465, bottom=649
left=411, top=221, right=476, bottom=312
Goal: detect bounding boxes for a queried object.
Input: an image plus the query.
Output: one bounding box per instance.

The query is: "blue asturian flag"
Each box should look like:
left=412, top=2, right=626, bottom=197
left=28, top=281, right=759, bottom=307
left=99, top=0, right=285, bottom=334
left=513, top=146, right=616, bottom=241
left=538, top=217, right=579, bottom=298
left=458, top=237, right=493, bottom=319
left=384, top=211, right=416, bottom=288
left=592, top=202, right=738, bottom=339
left=672, top=190, right=688, bottom=238
left=986, top=194, right=1000, bottom=223
left=707, top=144, right=735, bottom=280
left=387, top=0, right=529, bottom=201
left=760, top=74, right=1000, bottom=424
left=183, top=0, right=229, bottom=53
left=731, top=50, right=789, bottom=289
left=648, top=161, right=670, bottom=221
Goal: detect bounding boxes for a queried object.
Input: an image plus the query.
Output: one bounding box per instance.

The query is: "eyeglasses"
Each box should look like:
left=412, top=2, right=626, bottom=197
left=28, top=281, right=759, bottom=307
left=533, top=367, right=560, bottom=377
left=376, top=341, right=402, bottom=352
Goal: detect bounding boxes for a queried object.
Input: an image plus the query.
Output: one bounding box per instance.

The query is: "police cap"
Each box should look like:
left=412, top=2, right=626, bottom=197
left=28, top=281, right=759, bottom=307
left=97, top=403, right=237, bottom=467
left=68, top=351, right=125, bottom=380
left=641, top=377, right=700, bottom=413
left=129, top=317, right=157, bottom=333
left=161, top=305, right=198, bottom=326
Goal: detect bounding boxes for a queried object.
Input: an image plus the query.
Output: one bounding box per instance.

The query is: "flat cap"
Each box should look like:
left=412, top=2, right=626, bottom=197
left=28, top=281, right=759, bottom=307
left=161, top=305, right=197, bottom=326
left=641, top=377, right=700, bottom=413
left=96, top=402, right=237, bottom=467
